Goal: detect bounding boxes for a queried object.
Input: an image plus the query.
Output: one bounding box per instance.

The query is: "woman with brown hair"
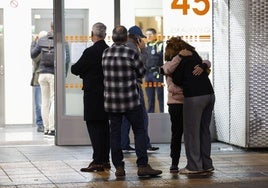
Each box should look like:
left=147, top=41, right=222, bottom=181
left=170, top=37, right=215, bottom=174
left=162, top=37, right=212, bottom=173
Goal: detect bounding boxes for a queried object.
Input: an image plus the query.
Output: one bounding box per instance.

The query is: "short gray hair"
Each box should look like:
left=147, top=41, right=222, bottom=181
left=92, top=22, right=107, bottom=38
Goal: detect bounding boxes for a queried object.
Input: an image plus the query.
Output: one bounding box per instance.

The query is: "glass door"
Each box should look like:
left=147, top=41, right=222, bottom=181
left=55, top=0, right=173, bottom=145
left=54, top=0, right=114, bottom=145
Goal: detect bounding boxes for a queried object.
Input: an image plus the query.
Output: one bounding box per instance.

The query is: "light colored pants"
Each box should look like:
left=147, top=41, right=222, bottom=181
left=183, top=94, right=215, bottom=171
left=38, top=73, right=54, bottom=132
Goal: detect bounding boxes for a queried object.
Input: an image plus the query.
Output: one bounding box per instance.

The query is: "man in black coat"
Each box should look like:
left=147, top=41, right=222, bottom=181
left=71, top=22, right=110, bottom=172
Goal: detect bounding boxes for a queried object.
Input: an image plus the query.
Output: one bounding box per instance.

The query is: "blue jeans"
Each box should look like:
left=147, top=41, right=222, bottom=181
left=121, top=89, right=151, bottom=149
left=109, top=105, right=148, bottom=168
left=33, top=86, right=43, bottom=127
left=145, top=72, right=164, bottom=113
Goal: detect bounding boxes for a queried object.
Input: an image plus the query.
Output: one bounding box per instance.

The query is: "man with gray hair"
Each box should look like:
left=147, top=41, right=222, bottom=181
left=71, top=22, right=110, bottom=172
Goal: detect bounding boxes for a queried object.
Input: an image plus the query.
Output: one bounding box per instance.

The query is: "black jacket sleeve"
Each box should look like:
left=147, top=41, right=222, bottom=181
left=172, top=59, right=185, bottom=87
left=30, top=41, right=41, bottom=59
left=71, top=49, right=88, bottom=77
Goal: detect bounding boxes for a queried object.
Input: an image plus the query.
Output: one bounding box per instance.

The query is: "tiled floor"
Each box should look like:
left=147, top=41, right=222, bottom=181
left=0, top=125, right=268, bottom=187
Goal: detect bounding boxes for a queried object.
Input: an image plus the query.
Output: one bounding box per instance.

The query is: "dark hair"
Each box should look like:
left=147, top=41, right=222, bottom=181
left=146, top=28, right=157, bottom=34
left=112, top=25, right=127, bottom=44
left=128, top=34, right=141, bottom=44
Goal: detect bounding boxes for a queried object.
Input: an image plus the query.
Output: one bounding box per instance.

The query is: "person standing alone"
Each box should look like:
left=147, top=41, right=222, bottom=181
left=31, top=23, right=56, bottom=136
left=71, top=22, right=110, bottom=172
left=31, top=22, right=70, bottom=136
left=30, top=31, right=47, bottom=132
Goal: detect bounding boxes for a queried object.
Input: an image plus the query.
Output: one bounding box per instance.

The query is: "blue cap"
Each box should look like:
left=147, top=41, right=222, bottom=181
left=128, top=26, right=146, bottom=38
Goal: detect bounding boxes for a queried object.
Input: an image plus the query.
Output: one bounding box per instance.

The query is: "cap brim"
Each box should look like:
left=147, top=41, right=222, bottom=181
left=140, top=34, right=146, bottom=38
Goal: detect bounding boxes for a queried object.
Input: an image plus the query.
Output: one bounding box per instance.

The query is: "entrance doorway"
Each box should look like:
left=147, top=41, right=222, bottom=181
left=0, top=8, right=89, bottom=146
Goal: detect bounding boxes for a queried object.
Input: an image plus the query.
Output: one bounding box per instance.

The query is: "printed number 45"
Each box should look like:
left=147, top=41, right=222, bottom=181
left=171, top=0, right=210, bottom=15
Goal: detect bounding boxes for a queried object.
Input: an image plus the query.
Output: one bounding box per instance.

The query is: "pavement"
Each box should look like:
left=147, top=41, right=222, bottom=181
left=0, top=125, right=267, bottom=187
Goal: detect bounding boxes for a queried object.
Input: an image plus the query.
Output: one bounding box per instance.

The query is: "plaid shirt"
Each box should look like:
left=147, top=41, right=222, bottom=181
left=102, top=43, right=146, bottom=113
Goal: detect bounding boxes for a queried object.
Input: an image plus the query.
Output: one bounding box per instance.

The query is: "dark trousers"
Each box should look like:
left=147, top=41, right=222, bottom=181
left=168, top=104, right=184, bottom=166
left=121, top=116, right=131, bottom=149
left=109, top=105, right=148, bottom=168
left=121, top=89, right=151, bottom=149
left=145, top=72, right=164, bottom=113
left=86, top=120, right=110, bottom=165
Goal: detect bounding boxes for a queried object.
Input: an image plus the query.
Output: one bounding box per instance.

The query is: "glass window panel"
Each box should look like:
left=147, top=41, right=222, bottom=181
left=64, top=9, right=89, bottom=116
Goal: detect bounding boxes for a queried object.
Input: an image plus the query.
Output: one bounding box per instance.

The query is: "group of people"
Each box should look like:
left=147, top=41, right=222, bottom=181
left=30, top=21, right=215, bottom=177
left=71, top=23, right=162, bottom=177
left=71, top=22, right=215, bottom=177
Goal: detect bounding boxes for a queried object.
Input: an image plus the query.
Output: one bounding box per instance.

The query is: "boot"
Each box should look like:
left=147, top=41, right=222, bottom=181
left=115, top=166, right=126, bottom=177
left=103, top=162, right=111, bottom=170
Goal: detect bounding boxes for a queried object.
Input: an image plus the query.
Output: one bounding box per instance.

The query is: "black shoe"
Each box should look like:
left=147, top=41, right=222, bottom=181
left=103, top=162, right=111, bottom=170
left=147, top=146, right=159, bottom=152
left=80, top=162, right=104, bottom=172
left=137, top=164, right=162, bottom=177
left=44, top=131, right=49, bottom=135
left=47, top=130, right=55, bottom=136
left=115, top=166, right=125, bottom=177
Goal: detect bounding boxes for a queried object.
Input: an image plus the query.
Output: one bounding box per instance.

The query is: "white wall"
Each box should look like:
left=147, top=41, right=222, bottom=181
left=0, top=0, right=162, bottom=125
left=65, top=0, right=114, bottom=36
left=2, top=0, right=34, bottom=124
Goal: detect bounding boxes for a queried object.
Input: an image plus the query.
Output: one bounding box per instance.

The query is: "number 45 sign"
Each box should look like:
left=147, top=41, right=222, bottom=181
left=171, top=0, right=210, bottom=15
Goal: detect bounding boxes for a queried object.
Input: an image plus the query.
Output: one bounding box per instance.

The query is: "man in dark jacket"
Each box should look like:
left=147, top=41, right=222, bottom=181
left=71, top=22, right=110, bottom=172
